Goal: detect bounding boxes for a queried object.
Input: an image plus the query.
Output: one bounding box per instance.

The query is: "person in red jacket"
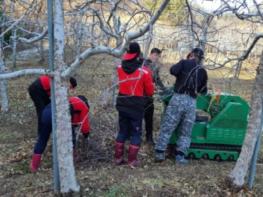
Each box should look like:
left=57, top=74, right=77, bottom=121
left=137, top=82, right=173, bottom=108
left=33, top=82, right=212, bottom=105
left=28, top=75, right=77, bottom=134
left=115, top=42, right=154, bottom=168
left=30, top=95, right=90, bottom=172
left=69, top=95, right=90, bottom=141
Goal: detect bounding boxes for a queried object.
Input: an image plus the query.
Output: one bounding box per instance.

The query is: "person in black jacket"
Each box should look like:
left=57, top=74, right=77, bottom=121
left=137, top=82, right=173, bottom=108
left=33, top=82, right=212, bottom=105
left=30, top=95, right=90, bottom=172
left=155, top=48, right=208, bottom=164
left=143, top=48, right=165, bottom=145
left=28, top=75, right=77, bottom=134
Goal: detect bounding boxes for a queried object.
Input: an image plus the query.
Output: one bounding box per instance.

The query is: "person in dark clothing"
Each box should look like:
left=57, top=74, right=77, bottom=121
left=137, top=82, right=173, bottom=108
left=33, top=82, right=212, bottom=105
left=115, top=42, right=154, bottom=168
left=28, top=75, right=77, bottom=133
left=144, top=48, right=166, bottom=91
left=30, top=95, right=90, bottom=172
left=171, top=48, right=207, bottom=97
left=155, top=48, right=208, bottom=164
left=143, top=48, right=165, bottom=145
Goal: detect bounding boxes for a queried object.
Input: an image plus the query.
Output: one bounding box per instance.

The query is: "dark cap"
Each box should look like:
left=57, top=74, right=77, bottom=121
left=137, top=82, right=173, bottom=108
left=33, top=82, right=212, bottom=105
left=122, top=42, right=141, bottom=61
left=191, top=48, right=204, bottom=59
left=150, top=48, right=162, bottom=54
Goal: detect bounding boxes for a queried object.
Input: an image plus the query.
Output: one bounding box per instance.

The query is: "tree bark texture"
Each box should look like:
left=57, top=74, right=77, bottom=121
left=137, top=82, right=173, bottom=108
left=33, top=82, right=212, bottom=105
left=0, top=40, right=9, bottom=112
left=227, top=50, right=263, bottom=189
left=54, top=0, right=79, bottom=193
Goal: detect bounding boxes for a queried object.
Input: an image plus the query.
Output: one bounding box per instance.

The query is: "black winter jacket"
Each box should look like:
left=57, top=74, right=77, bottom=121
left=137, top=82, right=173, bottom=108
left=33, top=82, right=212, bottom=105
left=170, top=59, right=208, bottom=98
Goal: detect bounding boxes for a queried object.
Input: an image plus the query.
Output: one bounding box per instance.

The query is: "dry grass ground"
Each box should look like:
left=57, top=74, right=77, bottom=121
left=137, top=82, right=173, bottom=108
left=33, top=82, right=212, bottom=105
left=0, top=55, right=262, bottom=196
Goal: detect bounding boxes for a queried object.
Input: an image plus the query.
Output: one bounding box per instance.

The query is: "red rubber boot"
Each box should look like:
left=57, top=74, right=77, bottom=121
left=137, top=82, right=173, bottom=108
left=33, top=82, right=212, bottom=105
left=128, top=145, right=140, bottom=168
left=30, top=154, right=42, bottom=173
left=114, top=142, right=126, bottom=165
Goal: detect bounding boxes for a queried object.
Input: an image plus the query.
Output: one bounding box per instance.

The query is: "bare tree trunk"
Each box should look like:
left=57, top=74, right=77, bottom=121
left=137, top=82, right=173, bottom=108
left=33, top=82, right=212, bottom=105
left=234, top=61, right=243, bottom=79
left=39, top=38, right=45, bottom=62
left=12, top=29, right=17, bottom=68
left=0, top=0, right=8, bottom=112
left=54, top=0, right=79, bottom=193
left=75, top=14, right=84, bottom=58
left=10, top=0, right=16, bottom=68
left=0, top=75, right=8, bottom=112
left=227, top=50, right=263, bottom=189
left=198, top=15, right=213, bottom=52
left=185, top=17, right=195, bottom=54
left=143, top=25, right=153, bottom=57
left=0, top=37, right=9, bottom=112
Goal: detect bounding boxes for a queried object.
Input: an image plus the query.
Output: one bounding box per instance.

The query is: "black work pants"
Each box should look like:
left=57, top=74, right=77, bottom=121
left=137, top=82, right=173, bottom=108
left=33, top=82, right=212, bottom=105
left=28, top=80, right=50, bottom=134
left=144, top=97, right=154, bottom=139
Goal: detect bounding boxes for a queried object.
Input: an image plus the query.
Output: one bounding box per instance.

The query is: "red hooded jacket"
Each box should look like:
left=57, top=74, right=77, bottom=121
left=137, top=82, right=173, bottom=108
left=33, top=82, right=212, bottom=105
left=117, top=65, right=154, bottom=97
left=116, top=59, right=154, bottom=117
left=69, top=97, right=90, bottom=135
left=39, top=75, right=51, bottom=97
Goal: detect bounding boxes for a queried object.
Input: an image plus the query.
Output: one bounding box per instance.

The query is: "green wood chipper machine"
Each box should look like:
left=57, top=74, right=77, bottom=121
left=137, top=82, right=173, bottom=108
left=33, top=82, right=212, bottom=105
left=162, top=92, right=249, bottom=161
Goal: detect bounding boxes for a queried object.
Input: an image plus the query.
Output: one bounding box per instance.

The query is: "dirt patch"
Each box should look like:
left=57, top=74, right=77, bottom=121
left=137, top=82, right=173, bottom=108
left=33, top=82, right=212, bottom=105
left=0, top=56, right=262, bottom=196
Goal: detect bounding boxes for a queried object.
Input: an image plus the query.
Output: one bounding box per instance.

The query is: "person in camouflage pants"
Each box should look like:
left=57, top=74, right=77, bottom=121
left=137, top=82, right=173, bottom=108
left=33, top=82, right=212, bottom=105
left=155, top=48, right=208, bottom=164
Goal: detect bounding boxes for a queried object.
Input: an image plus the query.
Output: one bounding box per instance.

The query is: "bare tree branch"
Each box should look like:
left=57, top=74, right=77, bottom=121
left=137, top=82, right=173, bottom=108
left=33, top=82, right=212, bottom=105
left=219, top=0, right=263, bottom=23
left=253, top=0, right=263, bottom=20
left=18, top=29, right=48, bottom=43
left=0, top=0, right=37, bottom=37
left=0, top=68, right=49, bottom=80
left=207, top=33, right=263, bottom=69
left=62, top=0, right=170, bottom=77
left=125, top=0, right=169, bottom=40
left=106, top=0, right=122, bottom=25
left=62, top=46, right=121, bottom=77
left=92, top=9, right=119, bottom=39
left=185, top=0, right=199, bottom=42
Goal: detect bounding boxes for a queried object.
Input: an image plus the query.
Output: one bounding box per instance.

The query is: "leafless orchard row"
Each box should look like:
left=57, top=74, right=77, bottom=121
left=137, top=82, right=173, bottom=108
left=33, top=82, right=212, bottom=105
left=0, top=0, right=263, bottom=194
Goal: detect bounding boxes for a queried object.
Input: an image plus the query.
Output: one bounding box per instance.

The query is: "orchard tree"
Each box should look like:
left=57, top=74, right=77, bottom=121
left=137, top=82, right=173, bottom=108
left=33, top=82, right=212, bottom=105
left=0, top=0, right=47, bottom=112
left=192, top=0, right=263, bottom=190
left=217, top=0, right=263, bottom=189
left=0, top=0, right=171, bottom=194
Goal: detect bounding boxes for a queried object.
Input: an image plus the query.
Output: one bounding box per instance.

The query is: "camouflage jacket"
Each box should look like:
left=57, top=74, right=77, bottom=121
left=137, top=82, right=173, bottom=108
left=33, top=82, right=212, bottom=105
left=143, top=59, right=166, bottom=91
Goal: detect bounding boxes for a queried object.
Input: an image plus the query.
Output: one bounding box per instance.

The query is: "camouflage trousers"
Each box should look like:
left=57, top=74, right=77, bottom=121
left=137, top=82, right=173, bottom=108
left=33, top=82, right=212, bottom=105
left=155, top=93, right=196, bottom=155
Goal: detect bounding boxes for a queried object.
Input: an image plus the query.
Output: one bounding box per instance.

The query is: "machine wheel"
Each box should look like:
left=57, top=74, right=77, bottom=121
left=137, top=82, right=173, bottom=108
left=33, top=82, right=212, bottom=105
left=214, top=154, right=221, bottom=162
left=228, top=155, right=234, bottom=161
left=188, top=153, right=195, bottom=160
left=202, top=154, right=209, bottom=160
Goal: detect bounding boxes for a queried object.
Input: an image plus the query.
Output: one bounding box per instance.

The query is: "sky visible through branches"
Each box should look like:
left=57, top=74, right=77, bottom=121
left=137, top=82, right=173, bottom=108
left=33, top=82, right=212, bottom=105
left=192, top=0, right=263, bottom=12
